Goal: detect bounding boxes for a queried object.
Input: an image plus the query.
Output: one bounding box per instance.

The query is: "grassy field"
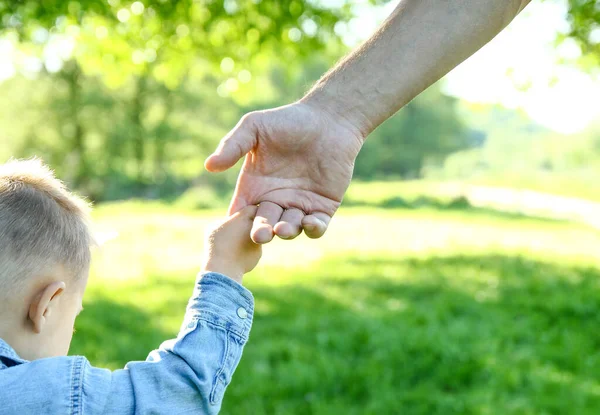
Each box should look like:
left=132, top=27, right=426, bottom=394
left=344, top=179, right=600, bottom=206
left=69, top=191, right=600, bottom=414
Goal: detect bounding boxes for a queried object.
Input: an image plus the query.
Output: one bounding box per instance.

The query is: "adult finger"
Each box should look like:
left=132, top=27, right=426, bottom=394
left=204, top=113, right=259, bottom=173
left=273, top=208, right=304, bottom=240
left=302, top=212, right=331, bottom=239
left=251, top=202, right=284, bottom=244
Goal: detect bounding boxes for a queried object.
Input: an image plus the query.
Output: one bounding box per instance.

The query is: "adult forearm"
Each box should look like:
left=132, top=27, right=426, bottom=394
left=303, top=0, right=532, bottom=139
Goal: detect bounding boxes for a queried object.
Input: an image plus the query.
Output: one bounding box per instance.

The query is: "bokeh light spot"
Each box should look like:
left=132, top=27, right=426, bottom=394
left=131, top=1, right=145, bottom=16
left=217, top=83, right=228, bottom=97
left=238, top=69, right=252, bottom=83
left=288, top=28, right=302, bottom=43
left=301, top=18, right=318, bottom=37
left=220, top=57, right=234, bottom=73
left=117, top=9, right=131, bottom=22
left=176, top=24, right=190, bottom=38
left=225, top=77, right=239, bottom=92
left=132, top=50, right=145, bottom=65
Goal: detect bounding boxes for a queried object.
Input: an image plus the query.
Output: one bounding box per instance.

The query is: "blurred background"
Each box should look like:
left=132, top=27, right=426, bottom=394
left=2, top=0, right=600, bottom=413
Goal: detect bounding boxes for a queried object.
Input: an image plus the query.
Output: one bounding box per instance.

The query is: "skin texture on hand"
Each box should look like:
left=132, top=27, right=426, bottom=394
left=206, top=0, right=532, bottom=244
left=201, top=206, right=262, bottom=283
left=205, top=102, right=364, bottom=244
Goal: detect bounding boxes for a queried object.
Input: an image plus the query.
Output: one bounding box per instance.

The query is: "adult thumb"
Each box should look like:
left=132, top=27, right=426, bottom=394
left=204, top=113, right=258, bottom=173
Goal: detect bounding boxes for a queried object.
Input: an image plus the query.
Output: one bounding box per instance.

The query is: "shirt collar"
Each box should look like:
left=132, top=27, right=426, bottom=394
left=0, top=338, right=28, bottom=367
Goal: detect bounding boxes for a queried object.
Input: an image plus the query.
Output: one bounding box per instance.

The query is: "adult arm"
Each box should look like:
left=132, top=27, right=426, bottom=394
left=303, top=0, right=532, bottom=136
left=206, top=0, right=532, bottom=243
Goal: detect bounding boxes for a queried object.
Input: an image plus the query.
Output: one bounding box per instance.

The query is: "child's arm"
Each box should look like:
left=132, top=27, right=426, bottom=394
left=0, top=206, right=261, bottom=415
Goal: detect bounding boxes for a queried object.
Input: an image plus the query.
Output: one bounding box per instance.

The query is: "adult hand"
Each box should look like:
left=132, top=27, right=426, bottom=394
left=205, top=101, right=365, bottom=244
left=204, top=0, right=532, bottom=244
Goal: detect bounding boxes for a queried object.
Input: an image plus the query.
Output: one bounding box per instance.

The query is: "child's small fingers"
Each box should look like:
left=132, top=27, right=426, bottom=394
left=228, top=194, right=249, bottom=216
left=251, top=202, right=284, bottom=244
left=302, top=212, right=331, bottom=239
left=236, top=205, right=259, bottom=220
left=274, top=208, right=304, bottom=240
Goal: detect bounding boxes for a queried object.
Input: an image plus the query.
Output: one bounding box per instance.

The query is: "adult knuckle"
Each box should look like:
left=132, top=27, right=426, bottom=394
left=241, top=111, right=259, bottom=127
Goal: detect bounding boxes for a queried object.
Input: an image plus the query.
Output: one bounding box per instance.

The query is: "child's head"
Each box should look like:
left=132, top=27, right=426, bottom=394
left=0, top=159, right=93, bottom=360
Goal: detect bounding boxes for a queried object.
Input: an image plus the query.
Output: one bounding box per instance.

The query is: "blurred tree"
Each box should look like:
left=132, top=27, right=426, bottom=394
left=563, top=0, right=600, bottom=69
left=354, top=86, right=470, bottom=179
left=60, top=61, right=88, bottom=187
left=0, top=0, right=355, bottom=197
left=1, top=0, right=352, bottom=84
left=6, top=1, right=596, bottom=199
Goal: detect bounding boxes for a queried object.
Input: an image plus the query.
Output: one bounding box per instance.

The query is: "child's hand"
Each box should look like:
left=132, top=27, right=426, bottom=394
left=201, top=206, right=261, bottom=284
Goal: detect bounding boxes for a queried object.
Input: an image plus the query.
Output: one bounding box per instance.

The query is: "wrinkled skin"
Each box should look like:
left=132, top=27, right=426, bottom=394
left=205, top=101, right=364, bottom=244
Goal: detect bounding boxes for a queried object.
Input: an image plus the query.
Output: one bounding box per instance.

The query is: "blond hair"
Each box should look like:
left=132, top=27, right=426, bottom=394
left=0, top=159, right=94, bottom=293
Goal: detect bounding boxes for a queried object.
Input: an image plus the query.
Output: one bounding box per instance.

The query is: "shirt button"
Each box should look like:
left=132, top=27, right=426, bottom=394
left=237, top=307, right=248, bottom=319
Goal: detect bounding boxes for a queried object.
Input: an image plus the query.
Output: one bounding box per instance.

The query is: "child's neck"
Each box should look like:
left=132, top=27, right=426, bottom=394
left=0, top=315, right=32, bottom=359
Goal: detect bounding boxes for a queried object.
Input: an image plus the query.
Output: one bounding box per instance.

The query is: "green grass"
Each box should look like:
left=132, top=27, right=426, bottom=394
left=69, top=201, right=600, bottom=414
left=345, top=179, right=600, bottom=207
left=468, top=172, right=600, bottom=203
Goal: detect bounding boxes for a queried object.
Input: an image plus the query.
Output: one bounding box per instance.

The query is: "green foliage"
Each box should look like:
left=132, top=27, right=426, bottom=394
left=0, top=0, right=358, bottom=199
left=562, top=0, right=600, bottom=69
left=355, top=85, right=471, bottom=179
left=0, top=51, right=470, bottom=200
left=1, top=0, right=351, bottom=86
left=2, top=0, right=599, bottom=200
left=174, top=184, right=231, bottom=209
left=429, top=102, right=600, bottom=199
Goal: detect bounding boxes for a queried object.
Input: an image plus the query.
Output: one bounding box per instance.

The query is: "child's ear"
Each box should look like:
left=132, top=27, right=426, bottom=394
left=28, top=281, right=66, bottom=334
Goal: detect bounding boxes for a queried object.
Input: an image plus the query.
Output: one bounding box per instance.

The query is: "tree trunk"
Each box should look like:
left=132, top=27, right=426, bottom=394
left=131, top=75, right=148, bottom=182
left=65, top=62, right=88, bottom=188
left=154, top=87, right=173, bottom=180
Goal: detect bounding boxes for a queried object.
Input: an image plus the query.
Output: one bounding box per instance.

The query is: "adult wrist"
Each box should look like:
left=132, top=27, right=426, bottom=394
left=300, top=86, right=372, bottom=142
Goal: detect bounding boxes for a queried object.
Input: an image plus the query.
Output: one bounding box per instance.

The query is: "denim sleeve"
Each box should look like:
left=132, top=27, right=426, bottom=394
left=81, top=273, right=254, bottom=415
left=83, top=272, right=254, bottom=414
left=0, top=272, right=253, bottom=415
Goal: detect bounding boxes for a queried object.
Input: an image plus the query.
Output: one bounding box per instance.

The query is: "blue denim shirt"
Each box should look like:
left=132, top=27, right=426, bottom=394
left=0, top=272, right=254, bottom=415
